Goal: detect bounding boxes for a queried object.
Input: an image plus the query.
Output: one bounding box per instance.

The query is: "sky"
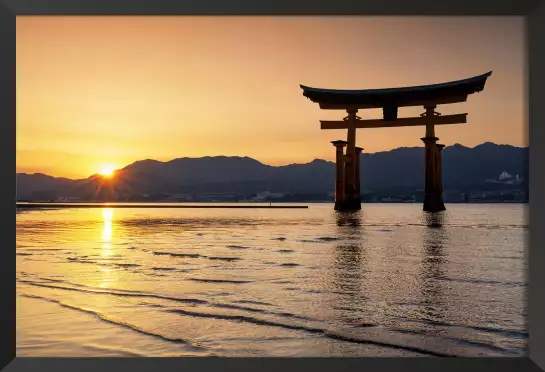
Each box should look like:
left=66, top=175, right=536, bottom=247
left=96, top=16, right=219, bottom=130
left=16, top=16, right=526, bottom=179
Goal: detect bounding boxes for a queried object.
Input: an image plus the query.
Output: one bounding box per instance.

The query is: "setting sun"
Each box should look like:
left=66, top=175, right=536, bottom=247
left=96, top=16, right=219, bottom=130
left=98, top=164, right=117, bottom=177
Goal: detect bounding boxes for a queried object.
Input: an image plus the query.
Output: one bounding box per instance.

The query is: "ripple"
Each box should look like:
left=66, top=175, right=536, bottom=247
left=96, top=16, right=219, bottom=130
left=19, top=293, right=206, bottom=351
left=316, top=237, right=341, bottom=242
left=152, top=251, right=241, bottom=262
left=164, top=308, right=451, bottom=357
left=279, top=263, right=300, bottom=267
left=187, top=278, right=252, bottom=284
left=436, top=276, right=526, bottom=287
left=207, top=256, right=241, bottom=262
left=150, top=267, right=178, bottom=271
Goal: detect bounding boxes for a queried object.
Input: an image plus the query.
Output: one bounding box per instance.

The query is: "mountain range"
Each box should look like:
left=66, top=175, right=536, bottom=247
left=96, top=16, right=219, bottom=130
left=16, top=142, right=528, bottom=201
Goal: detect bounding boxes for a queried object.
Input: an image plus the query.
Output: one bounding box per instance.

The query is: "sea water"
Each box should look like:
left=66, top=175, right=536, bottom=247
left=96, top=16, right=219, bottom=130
left=16, top=203, right=527, bottom=357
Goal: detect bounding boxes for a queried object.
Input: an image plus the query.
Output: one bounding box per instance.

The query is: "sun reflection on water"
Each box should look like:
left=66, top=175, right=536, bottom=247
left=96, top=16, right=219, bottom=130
left=99, top=267, right=117, bottom=289
left=101, top=208, right=114, bottom=243
left=99, top=208, right=118, bottom=288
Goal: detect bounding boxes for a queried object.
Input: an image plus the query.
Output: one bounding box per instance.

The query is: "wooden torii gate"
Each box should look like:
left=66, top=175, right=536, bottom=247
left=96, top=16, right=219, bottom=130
left=300, top=71, right=492, bottom=212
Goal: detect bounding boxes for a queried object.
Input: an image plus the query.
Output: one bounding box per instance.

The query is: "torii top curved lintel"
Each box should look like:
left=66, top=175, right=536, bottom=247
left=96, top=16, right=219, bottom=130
left=300, top=71, right=492, bottom=110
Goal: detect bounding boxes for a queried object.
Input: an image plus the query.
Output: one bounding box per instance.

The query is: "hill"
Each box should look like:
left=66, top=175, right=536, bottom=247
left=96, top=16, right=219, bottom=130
left=16, top=142, right=528, bottom=202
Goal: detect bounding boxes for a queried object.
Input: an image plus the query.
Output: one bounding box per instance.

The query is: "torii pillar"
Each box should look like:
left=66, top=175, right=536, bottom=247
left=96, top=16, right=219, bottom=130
left=421, top=105, right=446, bottom=212
left=355, top=146, right=363, bottom=204
left=331, top=140, right=347, bottom=210
left=342, top=109, right=361, bottom=210
left=437, top=143, right=445, bottom=204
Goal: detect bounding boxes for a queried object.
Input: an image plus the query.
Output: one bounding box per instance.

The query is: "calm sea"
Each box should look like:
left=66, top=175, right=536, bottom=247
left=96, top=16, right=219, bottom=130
left=16, top=203, right=528, bottom=357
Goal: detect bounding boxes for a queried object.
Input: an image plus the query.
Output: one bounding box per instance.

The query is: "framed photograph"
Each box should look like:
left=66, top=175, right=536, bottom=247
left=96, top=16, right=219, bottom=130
left=4, top=1, right=545, bottom=372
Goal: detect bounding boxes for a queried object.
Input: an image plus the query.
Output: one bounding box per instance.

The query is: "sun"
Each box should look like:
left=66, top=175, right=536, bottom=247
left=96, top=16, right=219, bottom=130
left=98, top=164, right=117, bottom=178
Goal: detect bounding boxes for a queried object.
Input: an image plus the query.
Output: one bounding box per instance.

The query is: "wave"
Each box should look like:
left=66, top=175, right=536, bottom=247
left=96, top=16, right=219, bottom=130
left=65, top=257, right=142, bottom=270
left=187, top=278, right=252, bottom=284
left=207, top=256, right=241, bottom=262
left=25, top=291, right=415, bottom=356
left=435, top=276, right=526, bottom=287
left=17, top=279, right=208, bottom=305
left=150, top=267, right=179, bottom=272
left=208, top=303, right=313, bottom=321
left=29, top=276, right=148, bottom=294
left=115, top=263, right=141, bottom=268
left=396, top=317, right=528, bottom=339
left=79, top=343, right=146, bottom=357
left=491, top=256, right=524, bottom=260
left=316, top=237, right=341, bottom=241
left=357, top=223, right=528, bottom=230
left=153, top=251, right=241, bottom=262
left=153, top=252, right=201, bottom=258
left=18, top=292, right=206, bottom=351
left=18, top=248, right=65, bottom=252
left=17, top=277, right=317, bottom=323
left=349, top=323, right=376, bottom=328
left=390, top=328, right=519, bottom=355
left=17, top=275, right=519, bottom=357
left=234, top=300, right=275, bottom=307
left=164, top=308, right=449, bottom=357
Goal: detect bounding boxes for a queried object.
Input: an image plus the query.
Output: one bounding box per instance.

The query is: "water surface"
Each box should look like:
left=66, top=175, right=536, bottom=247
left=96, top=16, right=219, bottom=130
left=16, top=203, right=527, bottom=357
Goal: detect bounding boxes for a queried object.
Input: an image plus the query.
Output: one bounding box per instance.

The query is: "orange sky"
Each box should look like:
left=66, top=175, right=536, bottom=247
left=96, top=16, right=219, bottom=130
left=16, top=16, right=525, bottom=179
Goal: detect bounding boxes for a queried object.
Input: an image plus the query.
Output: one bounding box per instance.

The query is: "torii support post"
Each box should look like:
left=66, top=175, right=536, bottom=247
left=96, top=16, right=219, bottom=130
left=421, top=106, right=446, bottom=212
left=355, top=147, right=363, bottom=203
left=331, top=140, right=348, bottom=210
left=341, top=109, right=361, bottom=211
left=437, top=143, right=445, bottom=204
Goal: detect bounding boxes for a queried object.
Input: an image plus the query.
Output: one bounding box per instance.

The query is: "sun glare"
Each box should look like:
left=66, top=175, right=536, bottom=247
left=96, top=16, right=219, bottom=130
left=98, top=164, right=117, bottom=177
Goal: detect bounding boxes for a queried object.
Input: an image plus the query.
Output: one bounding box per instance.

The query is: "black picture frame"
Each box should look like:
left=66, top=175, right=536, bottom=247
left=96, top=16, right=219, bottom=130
left=4, top=1, right=544, bottom=371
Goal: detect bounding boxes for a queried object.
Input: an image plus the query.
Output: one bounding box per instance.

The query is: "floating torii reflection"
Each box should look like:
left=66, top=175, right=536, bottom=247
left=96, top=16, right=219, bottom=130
left=300, top=71, right=492, bottom=212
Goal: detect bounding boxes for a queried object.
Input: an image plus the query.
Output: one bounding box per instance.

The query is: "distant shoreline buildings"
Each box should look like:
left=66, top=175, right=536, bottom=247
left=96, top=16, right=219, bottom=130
left=22, top=187, right=528, bottom=204
left=486, top=170, right=524, bottom=186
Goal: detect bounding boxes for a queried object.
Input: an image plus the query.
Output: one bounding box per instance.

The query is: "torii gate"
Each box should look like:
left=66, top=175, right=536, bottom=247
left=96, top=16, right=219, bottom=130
left=300, top=71, right=492, bottom=212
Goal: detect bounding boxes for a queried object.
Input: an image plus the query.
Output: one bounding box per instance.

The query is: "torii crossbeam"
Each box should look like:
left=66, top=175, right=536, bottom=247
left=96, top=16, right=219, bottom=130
left=300, top=71, right=492, bottom=212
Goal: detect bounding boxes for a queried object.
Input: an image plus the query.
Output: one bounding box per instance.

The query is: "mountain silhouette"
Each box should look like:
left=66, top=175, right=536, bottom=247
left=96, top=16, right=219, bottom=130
left=16, top=142, right=528, bottom=201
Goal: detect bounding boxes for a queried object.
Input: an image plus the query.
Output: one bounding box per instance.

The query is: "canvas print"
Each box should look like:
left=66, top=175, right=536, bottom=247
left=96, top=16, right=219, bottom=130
left=16, top=16, right=528, bottom=357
